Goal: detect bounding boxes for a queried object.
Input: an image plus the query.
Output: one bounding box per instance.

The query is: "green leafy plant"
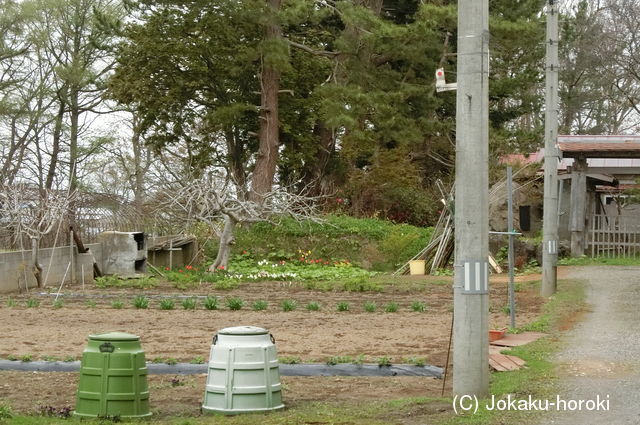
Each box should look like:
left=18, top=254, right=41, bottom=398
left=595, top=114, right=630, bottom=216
left=43, top=355, right=60, bottom=362
left=213, top=280, right=239, bottom=290
left=226, top=297, right=244, bottom=311
left=94, top=275, right=121, bottom=287
left=96, top=275, right=158, bottom=289
left=384, top=302, right=399, bottom=313
left=306, top=301, right=321, bottom=311
left=336, top=301, right=350, bottom=312
left=26, top=298, right=40, bottom=308
left=352, top=354, right=365, bottom=365
left=132, top=295, right=149, bottom=309
left=20, top=354, right=33, bottom=362
left=6, top=298, right=16, bottom=307
left=326, top=355, right=355, bottom=365
left=0, top=402, right=13, bottom=420
left=405, top=356, right=426, bottom=367
left=363, top=301, right=377, bottom=312
left=159, top=299, right=175, bottom=310
left=279, top=356, right=301, bottom=364
left=410, top=301, right=427, bottom=312
left=111, top=300, right=124, bottom=309
left=63, top=356, right=76, bottom=362
left=203, top=296, right=219, bottom=310
left=281, top=299, right=297, bottom=312
left=151, top=357, right=164, bottom=364
left=377, top=356, right=392, bottom=367
left=190, top=356, right=205, bottom=364
left=252, top=300, right=268, bottom=311
left=6, top=354, right=18, bottom=361
left=165, top=357, right=178, bottom=365
left=181, top=298, right=197, bottom=310
left=85, top=300, right=97, bottom=308
left=52, top=300, right=64, bottom=309
left=502, top=304, right=511, bottom=315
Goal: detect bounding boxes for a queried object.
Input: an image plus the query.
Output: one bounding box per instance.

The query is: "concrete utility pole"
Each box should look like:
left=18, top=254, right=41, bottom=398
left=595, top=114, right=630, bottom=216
left=542, top=0, right=560, bottom=297
left=452, top=0, right=489, bottom=397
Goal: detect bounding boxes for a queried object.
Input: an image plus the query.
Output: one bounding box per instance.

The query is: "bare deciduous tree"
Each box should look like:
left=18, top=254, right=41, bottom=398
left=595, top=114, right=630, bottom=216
left=167, top=173, right=322, bottom=270
left=0, top=184, right=73, bottom=287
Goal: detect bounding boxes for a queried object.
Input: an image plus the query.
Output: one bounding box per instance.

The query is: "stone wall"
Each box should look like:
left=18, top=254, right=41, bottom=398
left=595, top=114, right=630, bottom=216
left=0, top=243, right=101, bottom=294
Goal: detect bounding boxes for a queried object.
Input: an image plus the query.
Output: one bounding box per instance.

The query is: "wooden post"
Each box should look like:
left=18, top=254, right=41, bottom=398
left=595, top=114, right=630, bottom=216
left=570, top=157, right=588, bottom=256
left=70, top=230, right=76, bottom=285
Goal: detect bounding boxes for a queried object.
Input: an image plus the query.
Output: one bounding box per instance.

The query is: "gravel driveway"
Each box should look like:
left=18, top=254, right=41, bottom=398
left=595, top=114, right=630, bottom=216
left=540, top=266, right=640, bottom=424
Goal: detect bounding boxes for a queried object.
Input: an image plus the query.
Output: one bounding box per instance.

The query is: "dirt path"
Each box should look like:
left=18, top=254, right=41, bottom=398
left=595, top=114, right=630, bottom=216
left=540, top=266, right=640, bottom=424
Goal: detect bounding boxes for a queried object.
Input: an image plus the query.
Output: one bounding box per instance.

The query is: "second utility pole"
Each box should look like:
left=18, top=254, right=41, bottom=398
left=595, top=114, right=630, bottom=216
left=452, top=0, right=490, bottom=397
left=542, top=0, right=560, bottom=297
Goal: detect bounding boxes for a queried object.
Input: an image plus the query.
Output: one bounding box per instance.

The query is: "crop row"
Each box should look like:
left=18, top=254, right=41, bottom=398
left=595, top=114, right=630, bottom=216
left=4, top=297, right=428, bottom=313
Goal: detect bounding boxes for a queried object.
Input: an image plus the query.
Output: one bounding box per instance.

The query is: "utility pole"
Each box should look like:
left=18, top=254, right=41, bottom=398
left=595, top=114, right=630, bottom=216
left=453, top=0, right=489, bottom=397
left=542, top=0, right=559, bottom=297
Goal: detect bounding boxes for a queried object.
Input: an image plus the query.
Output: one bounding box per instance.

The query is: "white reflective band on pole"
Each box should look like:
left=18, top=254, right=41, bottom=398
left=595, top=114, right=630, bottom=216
left=462, top=261, right=489, bottom=294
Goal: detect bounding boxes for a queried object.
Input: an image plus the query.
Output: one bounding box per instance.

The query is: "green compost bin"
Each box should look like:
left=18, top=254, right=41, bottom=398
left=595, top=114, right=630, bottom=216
left=74, top=332, right=151, bottom=418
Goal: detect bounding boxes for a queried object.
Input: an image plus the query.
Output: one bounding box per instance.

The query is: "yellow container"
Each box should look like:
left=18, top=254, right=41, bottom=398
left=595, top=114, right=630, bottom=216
left=409, top=260, right=426, bottom=275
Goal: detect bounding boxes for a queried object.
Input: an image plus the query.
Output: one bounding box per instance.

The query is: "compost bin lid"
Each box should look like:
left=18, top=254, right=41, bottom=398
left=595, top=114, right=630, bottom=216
left=89, top=332, right=140, bottom=341
left=218, top=326, right=268, bottom=336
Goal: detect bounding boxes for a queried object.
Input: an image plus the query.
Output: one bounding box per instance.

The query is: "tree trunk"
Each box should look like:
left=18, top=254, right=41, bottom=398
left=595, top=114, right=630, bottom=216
left=45, top=98, right=65, bottom=190
left=304, top=121, right=335, bottom=196
left=131, top=115, right=146, bottom=214
left=225, top=127, right=248, bottom=200
left=250, top=0, right=282, bottom=202
left=209, top=215, right=237, bottom=271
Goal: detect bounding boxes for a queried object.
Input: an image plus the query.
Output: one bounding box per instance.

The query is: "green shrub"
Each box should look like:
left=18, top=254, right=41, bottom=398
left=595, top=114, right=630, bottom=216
left=52, top=300, right=64, bottom=309
left=165, top=357, right=178, bottom=365
left=6, top=298, right=16, bottom=307
left=151, top=357, right=164, bottom=364
left=363, top=301, right=377, bottom=312
left=63, top=356, right=76, bottom=362
left=111, top=300, right=124, bottom=309
left=336, top=301, right=350, bottom=312
left=181, top=298, right=197, bottom=310
left=159, top=299, right=175, bottom=310
left=43, top=355, right=59, bottom=362
left=226, top=297, right=244, bottom=311
left=20, top=354, right=33, bottom=362
left=384, top=302, right=399, bottom=313
left=26, top=298, right=40, bottom=308
left=252, top=300, right=268, bottom=311
left=341, top=277, right=383, bottom=292
left=281, top=299, right=297, bottom=312
left=410, top=301, right=427, bottom=312
left=306, top=301, right=321, bottom=311
left=132, top=295, right=149, bottom=309
left=85, top=300, right=97, bottom=308
left=6, top=354, right=17, bottom=361
left=203, top=296, right=219, bottom=310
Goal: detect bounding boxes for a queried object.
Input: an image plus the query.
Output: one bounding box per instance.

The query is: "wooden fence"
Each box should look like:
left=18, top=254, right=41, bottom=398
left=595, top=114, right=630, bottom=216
left=590, top=214, right=640, bottom=258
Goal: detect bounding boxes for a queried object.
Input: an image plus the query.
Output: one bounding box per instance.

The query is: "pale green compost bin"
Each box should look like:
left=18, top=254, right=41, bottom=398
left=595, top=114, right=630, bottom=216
left=74, top=332, right=151, bottom=418
left=202, top=326, right=284, bottom=414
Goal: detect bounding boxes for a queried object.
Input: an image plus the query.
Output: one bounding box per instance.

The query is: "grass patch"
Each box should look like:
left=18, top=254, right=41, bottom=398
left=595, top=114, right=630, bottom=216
left=558, top=255, right=640, bottom=266
left=442, top=278, right=586, bottom=425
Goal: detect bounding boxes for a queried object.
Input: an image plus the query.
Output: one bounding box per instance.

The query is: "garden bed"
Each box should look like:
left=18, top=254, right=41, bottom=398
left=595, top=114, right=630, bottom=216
left=0, top=273, right=547, bottom=415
